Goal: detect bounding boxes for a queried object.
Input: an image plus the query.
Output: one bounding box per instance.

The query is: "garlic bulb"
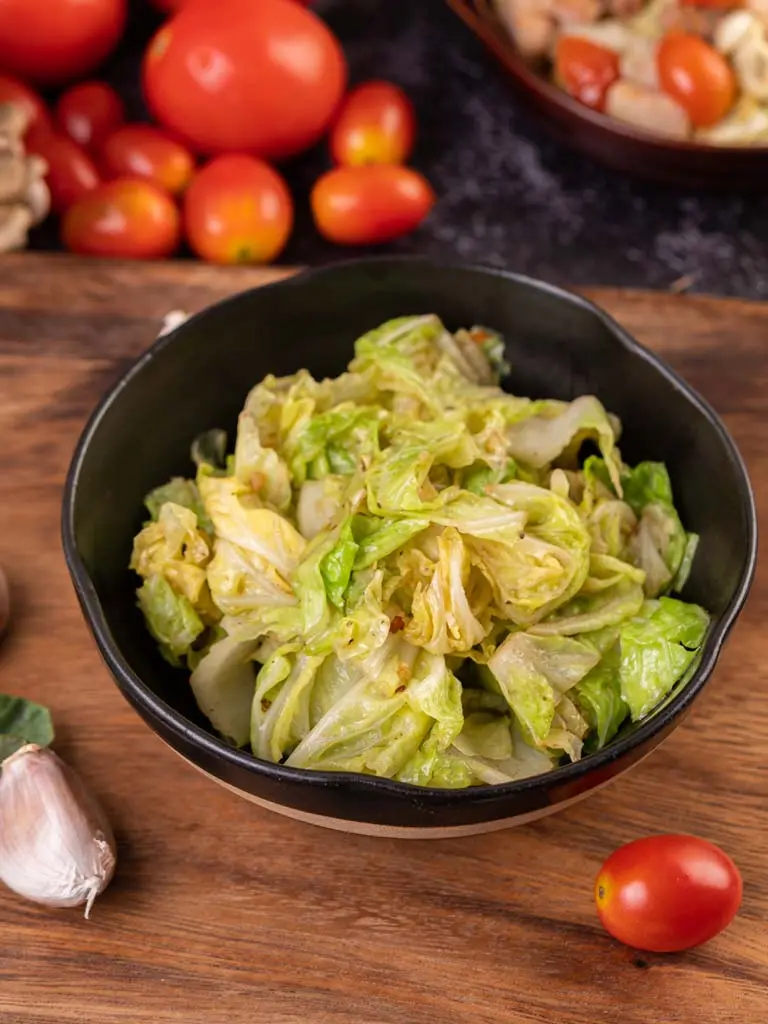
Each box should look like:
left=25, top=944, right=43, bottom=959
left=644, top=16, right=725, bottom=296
left=0, top=745, right=116, bottom=917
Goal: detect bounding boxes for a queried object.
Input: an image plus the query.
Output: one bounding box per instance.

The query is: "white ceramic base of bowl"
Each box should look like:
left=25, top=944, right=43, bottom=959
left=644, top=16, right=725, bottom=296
left=168, top=741, right=633, bottom=838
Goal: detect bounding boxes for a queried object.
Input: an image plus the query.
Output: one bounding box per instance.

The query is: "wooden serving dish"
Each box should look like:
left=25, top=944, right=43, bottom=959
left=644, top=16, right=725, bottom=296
left=446, top=0, right=768, bottom=188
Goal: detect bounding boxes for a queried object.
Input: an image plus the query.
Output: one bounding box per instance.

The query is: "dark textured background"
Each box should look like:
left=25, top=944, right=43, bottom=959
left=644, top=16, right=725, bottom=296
left=31, top=0, right=768, bottom=297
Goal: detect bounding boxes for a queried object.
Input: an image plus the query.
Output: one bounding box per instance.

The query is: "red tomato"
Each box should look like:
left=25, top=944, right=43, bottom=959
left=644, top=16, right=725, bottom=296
left=0, top=74, right=52, bottom=143
left=658, top=33, right=736, bottom=128
left=29, top=134, right=100, bottom=215
left=596, top=835, right=742, bottom=953
left=183, top=154, right=292, bottom=264
left=330, top=81, right=416, bottom=167
left=554, top=37, right=620, bottom=112
left=143, top=0, right=346, bottom=158
left=62, top=178, right=180, bottom=259
left=56, top=82, right=124, bottom=153
left=0, top=0, right=126, bottom=87
left=311, top=165, right=435, bottom=246
left=101, top=125, right=195, bottom=196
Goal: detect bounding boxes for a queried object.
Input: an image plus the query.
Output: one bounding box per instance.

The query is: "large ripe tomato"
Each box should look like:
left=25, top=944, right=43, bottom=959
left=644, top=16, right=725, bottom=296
left=62, top=178, right=180, bottom=259
left=101, top=125, right=194, bottom=196
left=183, top=154, right=293, bottom=264
left=28, top=134, right=101, bottom=215
left=0, top=0, right=126, bottom=87
left=311, top=165, right=435, bottom=246
left=554, top=37, right=620, bottom=112
left=330, top=81, right=416, bottom=167
left=0, top=74, right=52, bottom=143
left=56, top=82, right=125, bottom=152
left=658, top=33, right=736, bottom=128
left=143, top=0, right=346, bottom=158
left=596, top=835, right=742, bottom=953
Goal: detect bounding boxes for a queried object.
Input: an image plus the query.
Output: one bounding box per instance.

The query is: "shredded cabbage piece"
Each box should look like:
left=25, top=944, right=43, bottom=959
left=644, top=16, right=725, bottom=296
left=131, top=316, right=708, bottom=784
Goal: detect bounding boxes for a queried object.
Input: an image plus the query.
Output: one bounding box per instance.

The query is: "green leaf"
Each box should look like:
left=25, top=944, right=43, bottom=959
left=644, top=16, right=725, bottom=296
left=462, top=459, right=518, bottom=496
left=319, top=518, right=359, bottom=610
left=233, top=411, right=292, bottom=510
left=619, top=597, right=709, bottom=720
left=619, top=461, right=697, bottom=597
left=673, top=533, right=699, bottom=592
left=0, top=695, right=54, bottom=762
left=137, top=575, right=205, bottom=663
left=504, top=395, right=623, bottom=491
left=145, top=477, right=200, bottom=521
left=286, top=404, right=381, bottom=486
left=352, top=516, right=429, bottom=570
left=191, top=428, right=228, bottom=472
left=144, top=478, right=212, bottom=533
left=621, top=462, right=674, bottom=515
left=487, top=632, right=599, bottom=747
left=189, top=635, right=259, bottom=747
left=573, top=649, right=629, bottom=751
left=326, top=442, right=358, bottom=476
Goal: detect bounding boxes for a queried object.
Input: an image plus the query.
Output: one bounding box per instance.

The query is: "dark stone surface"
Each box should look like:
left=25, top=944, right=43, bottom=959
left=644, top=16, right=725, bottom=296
left=30, top=0, right=768, bottom=297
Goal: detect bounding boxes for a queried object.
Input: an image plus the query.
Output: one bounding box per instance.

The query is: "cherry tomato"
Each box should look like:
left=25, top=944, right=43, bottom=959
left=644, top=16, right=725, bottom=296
left=56, top=82, right=124, bottom=152
left=183, top=154, right=293, bottom=264
left=311, top=165, right=435, bottom=246
left=28, top=133, right=100, bottom=215
left=101, top=125, right=194, bottom=196
left=143, top=0, right=346, bottom=158
left=0, top=74, right=52, bottom=144
left=658, top=33, right=736, bottom=128
left=0, top=0, right=126, bottom=87
left=554, top=36, right=620, bottom=112
left=330, top=81, right=416, bottom=167
left=62, top=178, right=180, bottom=259
left=596, top=835, right=742, bottom=953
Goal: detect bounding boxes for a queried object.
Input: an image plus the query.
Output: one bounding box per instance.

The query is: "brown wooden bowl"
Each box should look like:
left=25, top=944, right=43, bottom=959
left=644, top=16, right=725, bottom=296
left=446, top=0, right=768, bottom=188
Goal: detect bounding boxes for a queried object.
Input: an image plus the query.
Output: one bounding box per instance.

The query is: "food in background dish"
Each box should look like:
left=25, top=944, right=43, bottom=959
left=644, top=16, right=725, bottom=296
left=131, top=317, right=708, bottom=787
left=495, top=0, right=768, bottom=144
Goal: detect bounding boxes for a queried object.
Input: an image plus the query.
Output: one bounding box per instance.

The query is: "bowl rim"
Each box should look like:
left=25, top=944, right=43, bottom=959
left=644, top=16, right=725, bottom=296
left=445, top=0, right=768, bottom=159
left=61, top=255, right=758, bottom=805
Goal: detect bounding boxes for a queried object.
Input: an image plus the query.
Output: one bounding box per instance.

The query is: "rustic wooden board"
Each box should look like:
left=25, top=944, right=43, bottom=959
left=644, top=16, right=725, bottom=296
left=0, top=253, right=765, bottom=1024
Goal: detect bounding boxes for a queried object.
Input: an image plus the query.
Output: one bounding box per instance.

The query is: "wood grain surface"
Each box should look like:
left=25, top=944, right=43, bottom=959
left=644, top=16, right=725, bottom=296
left=0, top=253, right=765, bottom=1024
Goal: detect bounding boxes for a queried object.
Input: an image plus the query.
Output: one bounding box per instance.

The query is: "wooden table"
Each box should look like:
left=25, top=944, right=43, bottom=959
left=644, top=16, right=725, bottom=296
left=0, top=254, right=765, bottom=1024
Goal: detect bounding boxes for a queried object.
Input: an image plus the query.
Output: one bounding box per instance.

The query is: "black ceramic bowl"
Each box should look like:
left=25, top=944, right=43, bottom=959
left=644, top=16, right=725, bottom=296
left=62, top=258, right=756, bottom=838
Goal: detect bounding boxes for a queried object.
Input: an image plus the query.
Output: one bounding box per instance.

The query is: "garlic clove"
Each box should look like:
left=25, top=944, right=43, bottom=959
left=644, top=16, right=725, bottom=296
left=0, top=744, right=116, bottom=918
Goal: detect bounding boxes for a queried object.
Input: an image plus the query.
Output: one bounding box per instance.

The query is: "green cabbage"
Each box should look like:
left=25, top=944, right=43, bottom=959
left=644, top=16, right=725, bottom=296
left=137, top=574, right=204, bottom=664
left=131, top=315, right=708, bottom=787
left=619, top=597, right=709, bottom=720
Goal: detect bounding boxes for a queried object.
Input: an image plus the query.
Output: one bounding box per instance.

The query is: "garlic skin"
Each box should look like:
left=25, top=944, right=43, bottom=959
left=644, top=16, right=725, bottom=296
left=0, top=745, right=116, bottom=918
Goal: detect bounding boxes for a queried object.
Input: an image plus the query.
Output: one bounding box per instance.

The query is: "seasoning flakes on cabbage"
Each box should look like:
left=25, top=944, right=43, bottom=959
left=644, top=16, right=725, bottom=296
left=130, top=314, right=708, bottom=787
